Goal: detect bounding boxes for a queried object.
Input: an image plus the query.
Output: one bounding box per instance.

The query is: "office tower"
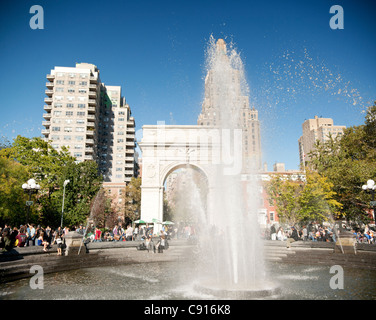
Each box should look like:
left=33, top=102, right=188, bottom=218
left=298, top=115, right=346, bottom=166
left=42, top=63, right=137, bottom=191
left=197, top=39, right=262, bottom=172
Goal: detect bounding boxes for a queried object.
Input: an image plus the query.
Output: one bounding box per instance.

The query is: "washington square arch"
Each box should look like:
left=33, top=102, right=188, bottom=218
left=139, top=125, right=222, bottom=232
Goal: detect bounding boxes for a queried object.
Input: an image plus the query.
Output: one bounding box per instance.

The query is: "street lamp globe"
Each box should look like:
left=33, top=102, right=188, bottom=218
left=367, top=179, right=375, bottom=189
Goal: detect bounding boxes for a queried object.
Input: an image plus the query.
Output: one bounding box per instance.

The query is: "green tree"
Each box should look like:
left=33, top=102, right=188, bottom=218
left=0, top=157, right=30, bottom=226
left=307, top=102, right=376, bottom=224
left=1, top=136, right=75, bottom=196
left=60, top=160, right=103, bottom=227
left=266, top=171, right=342, bottom=226
left=299, top=171, right=342, bottom=223
left=266, top=175, right=304, bottom=226
left=122, top=177, right=141, bottom=222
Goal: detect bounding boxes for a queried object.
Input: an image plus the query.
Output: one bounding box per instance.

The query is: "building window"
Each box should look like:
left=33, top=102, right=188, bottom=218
left=52, top=127, right=60, bottom=132
left=77, top=111, right=85, bottom=116
left=68, top=81, right=75, bottom=85
left=66, top=103, right=74, bottom=108
left=78, top=104, right=86, bottom=109
left=76, top=127, right=85, bottom=132
left=64, top=127, right=72, bottom=132
left=66, top=111, right=73, bottom=116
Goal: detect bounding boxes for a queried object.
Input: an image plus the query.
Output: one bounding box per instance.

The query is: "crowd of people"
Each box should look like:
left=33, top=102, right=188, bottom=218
left=266, top=222, right=376, bottom=245
left=0, top=222, right=177, bottom=254
left=0, top=224, right=67, bottom=253
left=352, top=225, right=375, bottom=244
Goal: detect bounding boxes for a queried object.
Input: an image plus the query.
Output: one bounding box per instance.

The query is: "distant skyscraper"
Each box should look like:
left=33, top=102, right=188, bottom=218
left=298, top=115, right=346, bottom=167
left=42, top=63, right=137, bottom=193
left=197, top=39, right=262, bottom=172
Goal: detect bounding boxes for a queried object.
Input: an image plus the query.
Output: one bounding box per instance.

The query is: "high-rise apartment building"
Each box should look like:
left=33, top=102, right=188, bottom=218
left=42, top=63, right=137, bottom=194
left=197, top=39, right=262, bottom=172
left=298, top=115, right=346, bottom=166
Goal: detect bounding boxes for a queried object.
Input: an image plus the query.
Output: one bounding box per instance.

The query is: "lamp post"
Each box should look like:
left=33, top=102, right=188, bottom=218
left=22, top=179, right=41, bottom=224
left=60, top=179, right=70, bottom=228
left=362, top=179, right=376, bottom=225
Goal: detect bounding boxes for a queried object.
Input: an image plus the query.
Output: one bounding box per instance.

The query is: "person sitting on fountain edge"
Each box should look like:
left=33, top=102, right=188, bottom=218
left=286, top=226, right=300, bottom=248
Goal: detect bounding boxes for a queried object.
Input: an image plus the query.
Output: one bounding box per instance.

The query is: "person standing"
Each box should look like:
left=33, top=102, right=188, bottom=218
left=126, top=225, right=133, bottom=241
left=270, top=224, right=277, bottom=241
left=94, top=226, right=102, bottom=242
left=16, top=227, right=27, bottom=247
left=29, top=224, right=36, bottom=246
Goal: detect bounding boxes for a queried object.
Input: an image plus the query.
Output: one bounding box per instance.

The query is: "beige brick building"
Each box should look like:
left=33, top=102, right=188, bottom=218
left=298, top=115, right=346, bottom=167
left=42, top=63, right=137, bottom=198
left=197, top=39, right=262, bottom=172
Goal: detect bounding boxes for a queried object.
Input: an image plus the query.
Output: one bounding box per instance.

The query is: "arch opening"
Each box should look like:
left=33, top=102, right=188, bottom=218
left=163, top=164, right=209, bottom=230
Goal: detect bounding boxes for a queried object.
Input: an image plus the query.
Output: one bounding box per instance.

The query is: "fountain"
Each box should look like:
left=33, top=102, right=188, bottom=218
left=191, top=36, right=280, bottom=298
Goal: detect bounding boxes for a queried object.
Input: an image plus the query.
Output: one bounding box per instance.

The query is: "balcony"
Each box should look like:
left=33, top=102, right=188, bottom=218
left=89, top=91, right=97, bottom=98
left=87, top=114, right=96, bottom=120
left=46, top=82, right=54, bottom=88
left=125, top=148, right=135, bottom=154
left=43, top=112, right=51, bottom=119
left=125, top=157, right=134, bottom=161
left=41, top=129, right=49, bottom=136
left=88, top=99, right=97, bottom=105
left=127, top=127, right=135, bottom=133
left=44, top=105, right=52, bottom=111
left=46, top=74, right=55, bottom=81
left=87, top=106, right=96, bottom=113
left=126, top=141, right=135, bottom=147
left=90, top=76, right=98, bottom=83
left=84, top=155, right=93, bottom=160
left=85, top=147, right=94, bottom=153
left=42, top=121, right=50, bottom=127
left=45, top=89, right=53, bottom=96
left=89, top=84, right=97, bottom=90
left=86, top=130, right=94, bottom=136
left=86, top=139, right=94, bottom=145
left=127, top=133, right=135, bottom=139
left=44, top=97, right=53, bottom=104
left=87, top=122, right=95, bottom=128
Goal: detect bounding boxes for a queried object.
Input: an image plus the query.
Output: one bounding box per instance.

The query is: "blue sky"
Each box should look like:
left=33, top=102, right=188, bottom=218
left=0, top=0, right=375, bottom=170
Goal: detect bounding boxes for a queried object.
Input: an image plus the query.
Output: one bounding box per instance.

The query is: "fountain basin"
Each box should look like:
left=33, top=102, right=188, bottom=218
left=194, top=281, right=281, bottom=299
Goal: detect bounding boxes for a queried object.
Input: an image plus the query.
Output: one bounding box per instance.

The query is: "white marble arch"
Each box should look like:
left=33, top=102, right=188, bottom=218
left=138, top=125, right=218, bottom=233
